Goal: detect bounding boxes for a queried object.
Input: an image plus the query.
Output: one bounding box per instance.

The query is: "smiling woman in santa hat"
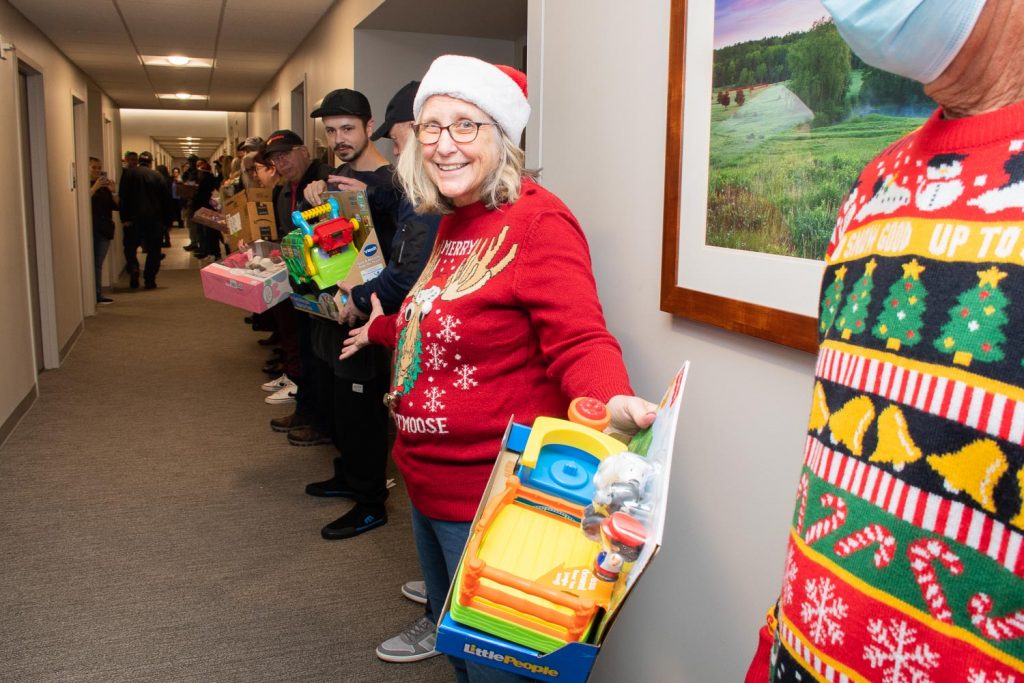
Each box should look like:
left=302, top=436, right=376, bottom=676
left=342, top=54, right=655, bottom=682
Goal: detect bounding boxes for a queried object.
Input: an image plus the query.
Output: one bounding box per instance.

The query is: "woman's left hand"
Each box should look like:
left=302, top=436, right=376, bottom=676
left=607, top=395, right=658, bottom=435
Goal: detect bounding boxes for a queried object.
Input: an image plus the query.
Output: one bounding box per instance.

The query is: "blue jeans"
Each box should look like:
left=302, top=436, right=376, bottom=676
left=93, top=233, right=111, bottom=299
left=411, top=504, right=534, bottom=683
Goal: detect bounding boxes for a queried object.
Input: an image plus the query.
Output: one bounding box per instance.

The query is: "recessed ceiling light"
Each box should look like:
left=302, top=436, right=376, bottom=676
left=141, top=55, right=213, bottom=69
left=157, top=93, right=209, bottom=101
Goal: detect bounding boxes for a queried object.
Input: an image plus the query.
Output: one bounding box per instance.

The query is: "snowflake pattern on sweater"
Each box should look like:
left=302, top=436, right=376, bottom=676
left=771, top=103, right=1024, bottom=681
left=368, top=181, right=633, bottom=521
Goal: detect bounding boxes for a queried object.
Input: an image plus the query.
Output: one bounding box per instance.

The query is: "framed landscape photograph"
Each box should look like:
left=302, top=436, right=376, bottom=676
left=661, top=0, right=931, bottom=352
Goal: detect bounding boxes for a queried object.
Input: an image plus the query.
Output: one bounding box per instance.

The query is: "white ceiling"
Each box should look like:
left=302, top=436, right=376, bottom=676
left=8, top=0, right=527, bottom=159
left=8, top=0, right=336, bottom=111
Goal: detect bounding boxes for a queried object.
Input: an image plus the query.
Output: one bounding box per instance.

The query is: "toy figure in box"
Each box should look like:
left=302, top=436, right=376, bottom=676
left=581, top=452, right=655, bottom=541
left=594, top=511, right=646, bottom=582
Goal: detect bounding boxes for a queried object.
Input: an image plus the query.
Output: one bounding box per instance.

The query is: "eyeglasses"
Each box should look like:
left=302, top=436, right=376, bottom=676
left=414, top=120, right=493, bottom=145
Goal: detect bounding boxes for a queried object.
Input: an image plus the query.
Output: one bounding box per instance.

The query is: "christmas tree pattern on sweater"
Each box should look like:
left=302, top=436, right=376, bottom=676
left=773, top=105, right=1024, bottom=682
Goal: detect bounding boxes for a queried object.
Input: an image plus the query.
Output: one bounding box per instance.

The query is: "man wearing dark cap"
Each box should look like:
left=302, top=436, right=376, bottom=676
left=298, top=86, right=439, bottom=548
left=118, top=151, right=168, bottom=289
left=262, top=129, right=334, bottom=445
left=369, top=80, right=420, bottom=159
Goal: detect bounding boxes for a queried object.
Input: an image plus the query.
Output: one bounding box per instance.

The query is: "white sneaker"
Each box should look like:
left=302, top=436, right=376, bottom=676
left=376, top=616, right=441, bottom=663
left=261, top=374, right=295, bottom=392
left=265, top=384, right=297, bottom=405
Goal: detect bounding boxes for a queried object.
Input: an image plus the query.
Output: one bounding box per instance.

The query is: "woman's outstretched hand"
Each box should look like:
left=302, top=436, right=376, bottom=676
left=607, top=394, right=658, bottom=435
left=339, top=292, right=383, bottom=360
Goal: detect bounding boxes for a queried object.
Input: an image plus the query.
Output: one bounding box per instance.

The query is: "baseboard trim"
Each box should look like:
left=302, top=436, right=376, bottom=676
left=0, top=385, right=38, bottom=448
left=59, top=321, right=84, bottom=363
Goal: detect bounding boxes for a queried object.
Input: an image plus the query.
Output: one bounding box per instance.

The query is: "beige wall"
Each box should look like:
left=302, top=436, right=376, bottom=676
left=250, top=0, right=384, bottom=146
left=353, top=29, right=517, bottom=162
left=0, top=0, right=119, bottom=434
left=530, top=1, right=815, bottom=681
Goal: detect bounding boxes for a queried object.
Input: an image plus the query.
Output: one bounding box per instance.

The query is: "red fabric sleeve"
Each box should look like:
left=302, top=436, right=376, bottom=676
left=511, top=208, right=633, bottom=402
left=367, top=313, right=398, bottom=349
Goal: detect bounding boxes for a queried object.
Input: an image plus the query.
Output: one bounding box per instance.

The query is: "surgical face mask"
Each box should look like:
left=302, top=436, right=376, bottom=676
left=822, top=0, right=987, bottom=83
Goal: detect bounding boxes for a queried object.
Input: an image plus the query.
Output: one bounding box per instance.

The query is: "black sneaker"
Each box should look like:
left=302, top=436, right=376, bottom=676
left=270, top=412, right=312, bottom=433
left=321, top=506, right=387, bottom=540
left=129, top=272, right=140, bottom=289
left=183, top=243, right=198, bottom=251
left=305, top=476, right=355, bottom=498
left=96, top=296, right=114, bottom=305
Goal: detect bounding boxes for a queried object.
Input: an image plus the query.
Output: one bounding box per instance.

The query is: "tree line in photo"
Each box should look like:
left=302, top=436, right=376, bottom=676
left=714, top=19, right=931, bottom=125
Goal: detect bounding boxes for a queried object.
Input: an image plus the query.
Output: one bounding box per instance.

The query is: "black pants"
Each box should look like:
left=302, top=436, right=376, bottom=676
left=307, top=346, right=390, bottom=509
left=123, top=219, right=163, bottom=285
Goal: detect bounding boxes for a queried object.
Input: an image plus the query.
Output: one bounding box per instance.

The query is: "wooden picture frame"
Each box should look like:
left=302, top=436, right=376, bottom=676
left=660, top=0, right=819, bottom=354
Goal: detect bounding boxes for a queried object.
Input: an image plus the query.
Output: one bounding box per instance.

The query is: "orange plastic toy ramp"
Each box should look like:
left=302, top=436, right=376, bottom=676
left=468, top=490, right=613, bottom=623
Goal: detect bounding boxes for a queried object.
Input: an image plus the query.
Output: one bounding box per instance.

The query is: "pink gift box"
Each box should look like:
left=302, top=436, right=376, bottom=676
left=200, top=260, right=292, bottom=313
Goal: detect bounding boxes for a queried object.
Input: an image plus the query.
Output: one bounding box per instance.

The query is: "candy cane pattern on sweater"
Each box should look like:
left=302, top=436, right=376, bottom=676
left=968, top=593, right=1024, bottom=641
left=796, top=473, right=809, bottom=536
left=908, top=538, right=964, bottom=623
left=833, top=524, right=897, bottom=568
left=804, top=493, right=848, bottom=546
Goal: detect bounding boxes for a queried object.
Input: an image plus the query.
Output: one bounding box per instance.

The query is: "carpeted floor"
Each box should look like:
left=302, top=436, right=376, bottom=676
left=0, top=264, right=450, bottom=682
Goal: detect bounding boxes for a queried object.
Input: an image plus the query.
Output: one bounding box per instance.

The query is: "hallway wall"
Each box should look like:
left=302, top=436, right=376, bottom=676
left=0, top=0, right=120, bottom=438
left=529, top=1, right=815, bottom=680
left=250, top=0, right=384, bottom=147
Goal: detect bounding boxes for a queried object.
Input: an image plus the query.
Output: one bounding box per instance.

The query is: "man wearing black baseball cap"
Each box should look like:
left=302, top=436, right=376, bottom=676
left=299, top=85, right=439, bottom=548
left=369, top=80, right=420, bottom=158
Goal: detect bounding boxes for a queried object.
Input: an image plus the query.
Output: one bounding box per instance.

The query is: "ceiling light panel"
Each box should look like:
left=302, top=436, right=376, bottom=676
left=141, top=55, right=214, bottom=68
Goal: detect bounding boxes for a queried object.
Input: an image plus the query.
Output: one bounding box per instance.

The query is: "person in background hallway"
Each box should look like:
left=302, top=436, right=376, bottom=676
left=341, top=56, right=656, bottom=683
left=744, top=1, right=1024, bottom=681
left=181, top=155, right=201, bottom=252
left=170, top=166, right=182, bottom=227
left=156, top=164, right=176, bottom=247
left=89, top=156, right=118, bottom=305
left=190, top=159, right=221, bottom=261
left=118, top=151, right=167, bottom=290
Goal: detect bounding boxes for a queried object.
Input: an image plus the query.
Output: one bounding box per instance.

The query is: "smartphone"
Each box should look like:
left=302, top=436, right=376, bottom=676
left=99, top=171, right=108, bottom=178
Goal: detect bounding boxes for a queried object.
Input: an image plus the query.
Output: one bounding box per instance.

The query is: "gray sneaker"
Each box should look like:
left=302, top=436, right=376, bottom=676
left=401, top=580, right=428, bottom=605
left=376, top=616, right=441, bottom=663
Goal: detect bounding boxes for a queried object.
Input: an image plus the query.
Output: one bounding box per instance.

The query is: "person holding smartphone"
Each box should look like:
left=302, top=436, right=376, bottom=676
left=89, top=157, right=118, bottom=304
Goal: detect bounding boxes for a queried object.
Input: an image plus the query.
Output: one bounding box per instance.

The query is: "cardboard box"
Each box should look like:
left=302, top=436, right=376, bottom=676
left=435, top=364, right=689, bottom=682
left=224, top=187, right=277, bottom=247
left=200, top=248, right=293, bottom=313
left=192, top=207, right=226, bottom=232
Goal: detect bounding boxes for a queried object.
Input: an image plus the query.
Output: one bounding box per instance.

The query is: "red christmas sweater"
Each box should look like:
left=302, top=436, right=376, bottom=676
left=770, top=102, right=1024, bottom=682
left=368, top=179, right=633, bottom=521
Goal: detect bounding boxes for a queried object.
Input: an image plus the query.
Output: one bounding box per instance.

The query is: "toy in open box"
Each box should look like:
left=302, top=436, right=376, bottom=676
left=200, top=242, right=292, bottom=313
left=280, top=191, right=375, bottom=292
left=451, top=400, right=658, bottom=653
left=438, top=364, right=688, bottom=682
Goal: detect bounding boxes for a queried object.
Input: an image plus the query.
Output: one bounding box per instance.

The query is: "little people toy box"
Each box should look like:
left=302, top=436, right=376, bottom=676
left=436, top=363, right=689, bottom=682
left=201, top=245, right=292, bottom=313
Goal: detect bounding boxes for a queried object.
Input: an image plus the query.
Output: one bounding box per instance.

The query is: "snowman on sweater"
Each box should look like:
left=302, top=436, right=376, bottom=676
left=915, top=153, right=967, bottom=211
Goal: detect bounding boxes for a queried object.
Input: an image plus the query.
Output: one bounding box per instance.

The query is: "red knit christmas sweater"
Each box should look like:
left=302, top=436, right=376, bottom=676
left=769, top=102, right=1024, bottom=682
left=368, top=179, right=633, bottom=521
